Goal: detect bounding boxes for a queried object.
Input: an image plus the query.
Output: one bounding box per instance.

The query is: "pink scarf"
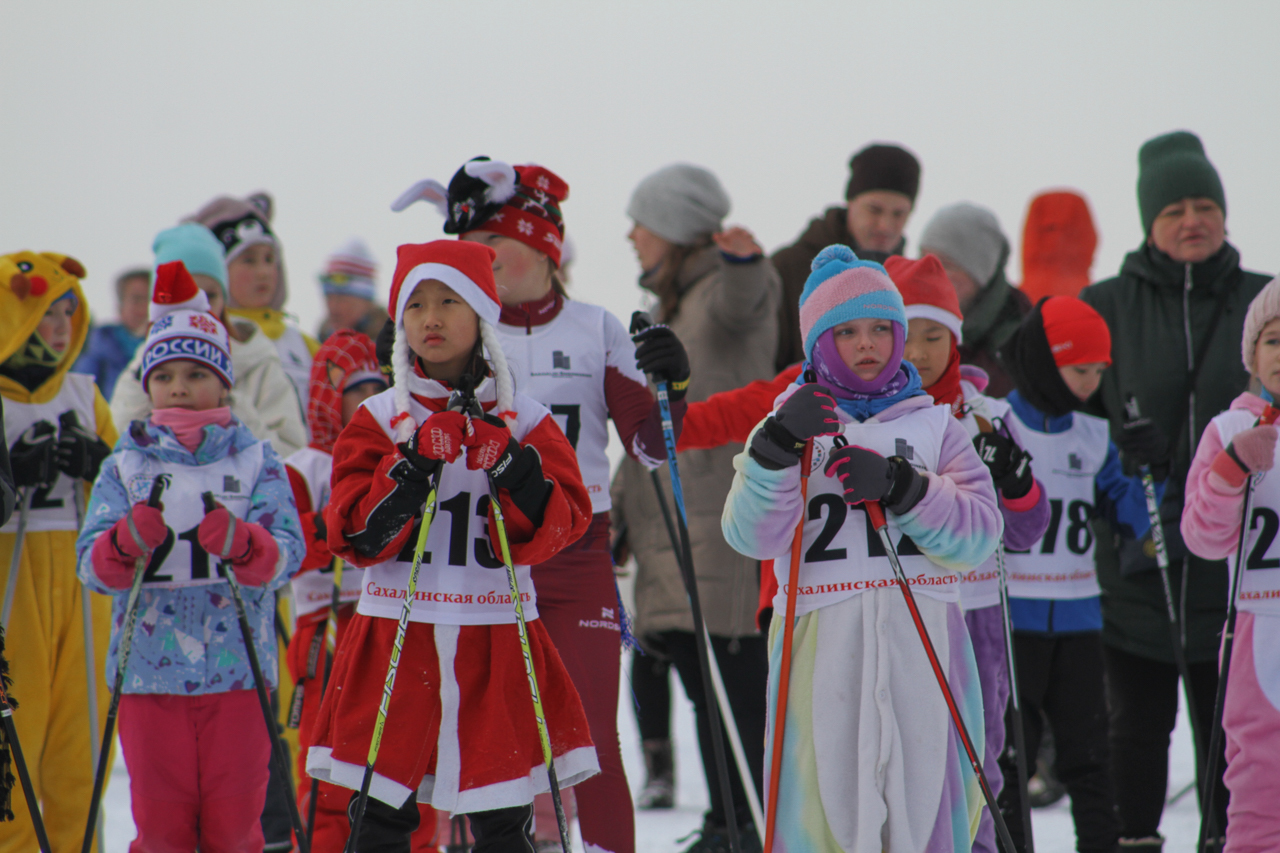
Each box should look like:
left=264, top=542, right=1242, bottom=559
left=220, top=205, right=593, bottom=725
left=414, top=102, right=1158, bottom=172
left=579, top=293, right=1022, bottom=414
left=151, top=406, right=233, bottom=452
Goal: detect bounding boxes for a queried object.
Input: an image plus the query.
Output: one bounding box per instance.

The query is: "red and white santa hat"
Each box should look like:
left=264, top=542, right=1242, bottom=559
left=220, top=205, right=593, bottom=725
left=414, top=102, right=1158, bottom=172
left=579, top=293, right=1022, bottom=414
left=884, top=253, right=964, bottom=342
left=387, top=240, right=513, bottom=440
left=140, top=261, right=234, bottom=390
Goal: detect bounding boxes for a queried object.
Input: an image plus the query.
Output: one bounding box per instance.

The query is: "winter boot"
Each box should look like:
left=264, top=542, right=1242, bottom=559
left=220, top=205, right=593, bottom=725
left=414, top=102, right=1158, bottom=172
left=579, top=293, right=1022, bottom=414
left=1117, top=836, right=1164, bottom=852
left=636, top=738, right=675, bottom=809
left=468, top=804, right=534, bottom=853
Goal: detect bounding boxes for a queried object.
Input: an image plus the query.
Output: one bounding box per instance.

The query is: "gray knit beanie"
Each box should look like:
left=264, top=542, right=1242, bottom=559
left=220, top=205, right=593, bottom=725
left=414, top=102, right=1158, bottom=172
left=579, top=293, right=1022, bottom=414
left=919, top=202, right=1009, bottom=288
left=627, top=164, right=731, bottom=246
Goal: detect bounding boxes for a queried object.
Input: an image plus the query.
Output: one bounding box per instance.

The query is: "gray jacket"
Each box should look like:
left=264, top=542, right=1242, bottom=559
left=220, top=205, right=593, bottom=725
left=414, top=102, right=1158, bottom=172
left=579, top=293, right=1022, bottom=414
left=613, top=246, right=780, bottom=640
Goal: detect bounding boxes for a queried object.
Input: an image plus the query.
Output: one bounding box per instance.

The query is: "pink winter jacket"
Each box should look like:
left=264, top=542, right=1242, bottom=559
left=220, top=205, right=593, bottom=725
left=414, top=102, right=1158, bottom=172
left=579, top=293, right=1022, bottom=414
left=1181, top=391, right=1268, bottom=560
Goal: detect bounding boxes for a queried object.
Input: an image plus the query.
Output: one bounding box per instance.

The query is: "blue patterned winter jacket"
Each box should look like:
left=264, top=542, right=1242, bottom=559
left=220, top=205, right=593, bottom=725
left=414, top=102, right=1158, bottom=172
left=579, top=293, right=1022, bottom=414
left=76, top=417, right=304, bottom=695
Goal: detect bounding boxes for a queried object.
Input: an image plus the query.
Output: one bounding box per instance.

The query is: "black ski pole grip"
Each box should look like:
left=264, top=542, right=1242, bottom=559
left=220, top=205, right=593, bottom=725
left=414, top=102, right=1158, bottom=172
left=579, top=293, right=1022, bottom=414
left=147, top=475, right=168, bottom=508
left=201, top=492, right=217, bottom=514
left=629, top=311, right=653, bottom=335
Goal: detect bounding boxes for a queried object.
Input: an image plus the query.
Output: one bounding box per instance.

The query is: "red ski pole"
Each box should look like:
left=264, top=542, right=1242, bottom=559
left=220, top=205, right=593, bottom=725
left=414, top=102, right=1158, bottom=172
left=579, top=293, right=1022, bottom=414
left=762, top=439, right=812, bottom=853
left=864, top=500, right=1018, bottom=853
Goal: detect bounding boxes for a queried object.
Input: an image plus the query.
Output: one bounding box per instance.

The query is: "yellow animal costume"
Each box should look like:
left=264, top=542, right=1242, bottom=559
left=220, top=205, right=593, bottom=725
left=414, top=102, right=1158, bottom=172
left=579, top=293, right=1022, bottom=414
left=0, top=252, right=116, bottom=852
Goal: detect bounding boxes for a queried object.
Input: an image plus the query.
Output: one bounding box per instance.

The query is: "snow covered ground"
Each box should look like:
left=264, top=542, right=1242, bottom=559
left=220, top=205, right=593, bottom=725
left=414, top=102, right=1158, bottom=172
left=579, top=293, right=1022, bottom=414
left=98, top=659, right=1206, bottom=852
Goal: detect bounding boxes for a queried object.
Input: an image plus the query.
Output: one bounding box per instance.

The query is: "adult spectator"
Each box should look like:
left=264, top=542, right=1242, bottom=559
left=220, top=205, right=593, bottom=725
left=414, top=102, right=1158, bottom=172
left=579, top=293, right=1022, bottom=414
left=1081, top=130, right=1271, bottom=851
left=1020, top=190, right=1098, bottom=303
left=771, top=143, right=920, bottom=371
left=612, top=163, right=779, bottom=851
left=72, top=267, right=150, bottom=399
left=315, top=238, right=389, bottom=342
left=920, top=202, right=1030, bottom=397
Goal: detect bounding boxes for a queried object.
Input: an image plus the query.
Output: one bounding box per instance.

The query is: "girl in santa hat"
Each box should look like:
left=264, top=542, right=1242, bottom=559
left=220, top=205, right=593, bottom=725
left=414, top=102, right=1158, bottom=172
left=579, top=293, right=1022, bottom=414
left=75, top=260, right=305, bottom=851
left=306, top=240, right=596, bottom=851
left=392, top=157, right=689, bottom=853
left=722, top=245, right=1001, bottom=852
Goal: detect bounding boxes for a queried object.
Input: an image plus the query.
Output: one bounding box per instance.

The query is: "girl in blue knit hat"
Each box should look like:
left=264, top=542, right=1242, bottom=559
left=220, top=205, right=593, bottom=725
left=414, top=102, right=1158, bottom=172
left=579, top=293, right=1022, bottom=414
left=723, top=245, right=1002, bottom=852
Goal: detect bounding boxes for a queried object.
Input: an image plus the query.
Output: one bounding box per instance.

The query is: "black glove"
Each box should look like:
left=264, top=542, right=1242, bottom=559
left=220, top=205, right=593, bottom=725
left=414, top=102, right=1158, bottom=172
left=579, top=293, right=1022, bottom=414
left=824, top=445, right=927, bottom=513
left=632, top=324, right=691, bottom=402
left=972, top=431, right=1034, bottom=499
left=1118, top=417, right=1171, bottom=480
left=487, top=437, right=552, bottom=526
left=10, top=420, right=58, bottom=489
left=56, top=411, right=111, bottom=481
left=749, top=384, right=839, bottom=470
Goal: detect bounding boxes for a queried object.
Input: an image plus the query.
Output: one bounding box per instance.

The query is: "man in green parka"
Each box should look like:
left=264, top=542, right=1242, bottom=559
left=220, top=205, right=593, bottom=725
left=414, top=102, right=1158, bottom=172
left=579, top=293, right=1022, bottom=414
left=1082, top=130, right=1272, bottom=852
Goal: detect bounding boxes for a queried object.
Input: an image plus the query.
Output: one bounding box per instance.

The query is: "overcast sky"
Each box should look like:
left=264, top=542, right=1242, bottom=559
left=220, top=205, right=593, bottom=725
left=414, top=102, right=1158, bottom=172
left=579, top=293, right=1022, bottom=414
left=4, top=2, right=1277, bottom=335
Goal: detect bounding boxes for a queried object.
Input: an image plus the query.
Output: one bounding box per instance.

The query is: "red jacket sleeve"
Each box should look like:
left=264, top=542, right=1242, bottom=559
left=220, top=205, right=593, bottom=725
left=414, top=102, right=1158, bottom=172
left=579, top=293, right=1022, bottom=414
left=325, top=407, right=416, bottom=567
left=488, top=413, right=593, bottom=566
left=288, top=463, right=333, bottom=572
left=678, top=364, right=802, bottom=451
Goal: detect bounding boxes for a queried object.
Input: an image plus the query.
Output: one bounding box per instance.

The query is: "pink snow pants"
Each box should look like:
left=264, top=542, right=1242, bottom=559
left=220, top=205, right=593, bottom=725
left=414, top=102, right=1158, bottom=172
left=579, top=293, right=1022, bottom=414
left=1223, top=611, right=1280, bottom=853
left=118, top=689, right=271, bottom=853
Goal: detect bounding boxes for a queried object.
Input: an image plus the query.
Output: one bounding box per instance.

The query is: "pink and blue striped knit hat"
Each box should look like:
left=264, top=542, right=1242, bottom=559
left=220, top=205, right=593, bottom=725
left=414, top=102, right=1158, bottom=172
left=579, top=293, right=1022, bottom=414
left=799, top=245, right=907, bottom=362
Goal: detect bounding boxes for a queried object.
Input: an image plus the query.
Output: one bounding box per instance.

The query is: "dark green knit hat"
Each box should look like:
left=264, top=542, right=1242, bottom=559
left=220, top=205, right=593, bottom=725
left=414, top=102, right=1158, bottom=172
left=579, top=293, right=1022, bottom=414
left=1137, top=131, right=1225, bottom=235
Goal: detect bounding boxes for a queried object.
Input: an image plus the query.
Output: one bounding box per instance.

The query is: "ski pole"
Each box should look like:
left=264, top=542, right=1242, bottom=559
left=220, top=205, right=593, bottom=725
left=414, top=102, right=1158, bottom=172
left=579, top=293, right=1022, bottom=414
left=1, top=488, right=34, bottom=629
left=865, top=500, right=1019, bottom=853
left=1198, top=403, right=1280, bottom=853
left=306, top=555, right=344, bottom=847
left=0, top=658, right=51, bottom=853
left=763, top=439, right=812, bottom=853
left=649, top=469, right=765, bottom=833
left=1125, top=397, right=1211, bottom=817
left=996, top=543, right=1034, bottom=852
left=80, top=474, right=169, bottom=853
left=463, top=396, right=573, bottom=853
left=631, top=312, right=742, bottom=851
left=201, top=492, right=310, bottom=853
left=344, top=450, right=446, bottom=850
left=71, top=484, right=107, bottom=853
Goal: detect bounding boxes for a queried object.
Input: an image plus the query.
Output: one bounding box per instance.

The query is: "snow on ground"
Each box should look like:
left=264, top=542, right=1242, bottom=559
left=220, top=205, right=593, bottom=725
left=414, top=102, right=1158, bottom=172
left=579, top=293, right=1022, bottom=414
left=99, top=659, right=1206, bottom=852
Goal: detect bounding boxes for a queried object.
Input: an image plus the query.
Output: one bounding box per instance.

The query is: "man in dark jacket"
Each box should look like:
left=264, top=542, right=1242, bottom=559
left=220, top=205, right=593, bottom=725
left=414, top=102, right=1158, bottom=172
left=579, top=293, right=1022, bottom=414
left=770, top=143, right=920, bottom=371
left=1082, top=130, right=1271, bottom=852
left=920, top=202, right=1031, bottom=397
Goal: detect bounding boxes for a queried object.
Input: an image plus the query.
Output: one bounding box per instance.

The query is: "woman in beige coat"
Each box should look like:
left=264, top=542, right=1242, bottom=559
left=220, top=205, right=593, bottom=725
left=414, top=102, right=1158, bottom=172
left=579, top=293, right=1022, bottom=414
left=612, top=163, right=780, bottom=851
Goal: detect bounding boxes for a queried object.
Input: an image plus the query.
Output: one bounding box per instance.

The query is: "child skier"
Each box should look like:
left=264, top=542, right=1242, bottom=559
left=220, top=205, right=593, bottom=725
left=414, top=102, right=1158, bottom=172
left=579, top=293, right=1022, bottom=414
left=75, top=260, right=304, bottom=851
left=889, top=254, right=1051, bottom=853
left=395, top=157, right=691, bottom=853
left=0, top=250, right=116, bottom=853
left=995, top=295, right=1147, bottom=852
left=190, top=192, right=318, bottom=414
left=281, top=328, right=428, bottom=850
left=1182, top=274, right=1280, bottom=853
left=307, top=240, right=597, bottom=850
left=680, top=254, right=1051, bottom=853
left=722, top=245, right=1001, bottom=852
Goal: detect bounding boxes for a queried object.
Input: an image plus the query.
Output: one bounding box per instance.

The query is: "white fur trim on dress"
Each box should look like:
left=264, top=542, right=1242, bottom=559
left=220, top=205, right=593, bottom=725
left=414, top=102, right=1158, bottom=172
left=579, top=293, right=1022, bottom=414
left=392, top=323, right=416, bottom=442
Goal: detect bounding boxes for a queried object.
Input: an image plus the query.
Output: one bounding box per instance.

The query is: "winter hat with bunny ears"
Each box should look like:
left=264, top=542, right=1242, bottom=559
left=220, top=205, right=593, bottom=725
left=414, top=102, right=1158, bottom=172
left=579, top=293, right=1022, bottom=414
left=392, top=157, right=570, bottom=267
left=386, top=240, right=514, bottom=441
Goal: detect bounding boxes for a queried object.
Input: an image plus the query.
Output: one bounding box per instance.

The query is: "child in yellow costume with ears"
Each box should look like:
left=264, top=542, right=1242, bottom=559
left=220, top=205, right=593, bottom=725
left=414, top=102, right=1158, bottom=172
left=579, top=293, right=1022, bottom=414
left=0, top=251, right=117, bottom=853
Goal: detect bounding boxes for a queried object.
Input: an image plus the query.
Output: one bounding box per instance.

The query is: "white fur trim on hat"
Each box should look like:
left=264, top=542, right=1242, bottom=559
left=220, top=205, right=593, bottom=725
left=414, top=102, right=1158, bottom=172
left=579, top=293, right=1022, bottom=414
left=394, top=263, right=500, bottom=328
left=904, top=303, right=964, bottom=342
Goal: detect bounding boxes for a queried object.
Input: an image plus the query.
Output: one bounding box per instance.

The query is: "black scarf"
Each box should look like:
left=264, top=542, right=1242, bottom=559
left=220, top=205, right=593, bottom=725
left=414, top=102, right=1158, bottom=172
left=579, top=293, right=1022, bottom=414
left=999, top=297, right=1080, bottom=418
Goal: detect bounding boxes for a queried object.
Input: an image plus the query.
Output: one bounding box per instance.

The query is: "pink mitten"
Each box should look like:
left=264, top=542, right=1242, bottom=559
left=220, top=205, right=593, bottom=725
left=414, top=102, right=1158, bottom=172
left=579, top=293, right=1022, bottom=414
left=198, top=509, right=279, bottom=587
left=91, top=504, right=168, bottom=589
left=1230, top=424, right=1278, bottom=473
left=1211, top=424, right=1278, bottom=489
